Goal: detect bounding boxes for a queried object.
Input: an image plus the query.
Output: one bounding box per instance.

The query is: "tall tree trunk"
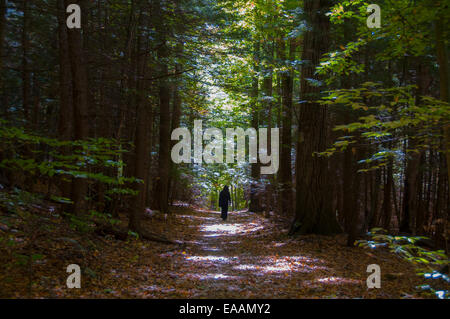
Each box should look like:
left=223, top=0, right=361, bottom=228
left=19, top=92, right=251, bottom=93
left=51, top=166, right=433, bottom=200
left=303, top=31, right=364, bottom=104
left=344, top=146, right=360, bottom=246
left=400, top=59, right=427, bottom=233
left=145, top=103, right=154, bottom=208
left=290, top=0, right=341, bottom=235
left=0, top=0, right=6, bottom=107
left=0, top=0, right=7, bottom=185
left=435, top=150, right=448, bottom=249
left=129, top=6, right=150, bottom=232
left=367, top=168, right=381, bottom=229
left=66, top=0, right=90, bottom=215
left=400, top=148, right=420, bottom=233
left=249, top=40, right=261, bottom=213
left=156, top=0, right=170, bottom=214
left=21, top=0, right=31, bottom=124
left=435, top=18, right=450, bottom=201
left=341, top=30, right=359, bottom=244
left=262, top=37, right=274, bottom=212
left=278, top=38, right=295, bottom=217
left=382, top=159, right=394, bottom=231
left=168, top=42, right=184, bottom=203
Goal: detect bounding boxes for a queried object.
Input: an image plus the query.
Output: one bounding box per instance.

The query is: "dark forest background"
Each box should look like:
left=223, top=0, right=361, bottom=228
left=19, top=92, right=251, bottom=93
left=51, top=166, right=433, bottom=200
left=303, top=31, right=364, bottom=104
left=0, top=0, right=449, bottom=298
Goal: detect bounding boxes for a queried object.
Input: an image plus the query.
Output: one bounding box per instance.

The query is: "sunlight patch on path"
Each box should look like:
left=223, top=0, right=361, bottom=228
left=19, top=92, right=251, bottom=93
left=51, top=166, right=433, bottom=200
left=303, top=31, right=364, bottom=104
left=233, top=256, right=328, bottom=275
left=200, top=222, right=264, bottom=237
left=185, top=273, right=242, bottom=281
left=316, top=277, right=361, bottom=285
left=301, top=277, right=362, bottom=288
left=201, top=246, right=221, bottom=252
left=178, top=215, right=218, bottom=221
left=185, top=255, right=238, bottom=263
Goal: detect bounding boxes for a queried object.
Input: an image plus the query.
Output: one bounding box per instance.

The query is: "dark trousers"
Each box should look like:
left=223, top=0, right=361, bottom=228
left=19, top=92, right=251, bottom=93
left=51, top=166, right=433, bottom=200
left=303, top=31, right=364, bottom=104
left=221, top=205, right=228, bottom=220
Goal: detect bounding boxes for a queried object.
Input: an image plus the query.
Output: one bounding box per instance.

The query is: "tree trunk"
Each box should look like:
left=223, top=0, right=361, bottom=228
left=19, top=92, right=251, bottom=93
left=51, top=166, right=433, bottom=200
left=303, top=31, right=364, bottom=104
left=145, top=102, right=154, bottom=208
left=249, top=40, right=261, bottom=213
left=156, top=0, right=171, bottom=214
left=344, top=147, right=360, bottom=246
left=382, top=159, right=394, bottom=231
left=168, top=42, right=184, bottom=204
left=400, top=148, right=420, bottom=233
left=0, top=0, right=6, bottom=106
left=21, top=0, right=31, bottom=124
left=262, top=37, right=274, bottom=212
left=57, top=0, right=73, bottom=201
left=290, top=0, right=341, bottom=235
left=400, top=59, right=428, bottom=233
left=435, top=18, right=450, bottom=201
left=66, top=0, right=90, bottom=215
left=129, top=7, right=149, bottom=232
left=278, top=38, right=295, bottom=217
left=367, top=168, right=381, bottom=229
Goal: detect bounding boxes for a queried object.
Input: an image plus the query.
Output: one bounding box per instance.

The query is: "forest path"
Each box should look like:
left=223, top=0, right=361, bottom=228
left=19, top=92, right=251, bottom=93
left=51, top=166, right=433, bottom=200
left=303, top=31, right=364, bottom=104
left=124, top=205, right=424, bottom=298
left=7, top=202, right=424, bottom=298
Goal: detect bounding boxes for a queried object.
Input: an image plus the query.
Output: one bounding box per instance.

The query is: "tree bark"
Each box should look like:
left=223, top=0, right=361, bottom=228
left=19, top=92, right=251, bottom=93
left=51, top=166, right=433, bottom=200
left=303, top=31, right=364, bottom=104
left=435, top=18, right=450, bottom=201
left=249, top=40, right=262, bottom=213
left=0, top=0, right=6, bottom=105
left=290, top=0, right=341, bottom=235
left=66, top=0, right=90, bottom=215
left=382, top=159, right=394, bottom=231
left=21, top=0, right=31, bottom=124
left=278, top=38, right=295, bottom=217
left=156, top=0, right=171, bottom=214
left=129, top=7, right=149, bottom=232
left=168, top=42, right=184, bottom=204
left=57, top=0, right=73, bottom=200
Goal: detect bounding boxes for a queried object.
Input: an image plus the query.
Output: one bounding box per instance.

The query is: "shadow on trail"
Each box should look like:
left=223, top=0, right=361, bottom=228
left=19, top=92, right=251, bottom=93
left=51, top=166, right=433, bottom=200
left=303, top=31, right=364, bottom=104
left=169, top=207, right=360, bottom=298
left=131, top=205, right=422, bottom=298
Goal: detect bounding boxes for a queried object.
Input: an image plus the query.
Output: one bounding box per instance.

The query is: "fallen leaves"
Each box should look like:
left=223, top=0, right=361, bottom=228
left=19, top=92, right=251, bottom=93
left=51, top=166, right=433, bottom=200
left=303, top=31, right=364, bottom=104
left=0, top=202, right=436, bottom=299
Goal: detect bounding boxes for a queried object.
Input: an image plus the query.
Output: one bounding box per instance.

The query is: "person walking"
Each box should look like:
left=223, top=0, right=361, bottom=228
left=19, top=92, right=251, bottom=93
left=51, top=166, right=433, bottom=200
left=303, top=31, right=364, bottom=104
left=218, top=185, right=231, bottom=221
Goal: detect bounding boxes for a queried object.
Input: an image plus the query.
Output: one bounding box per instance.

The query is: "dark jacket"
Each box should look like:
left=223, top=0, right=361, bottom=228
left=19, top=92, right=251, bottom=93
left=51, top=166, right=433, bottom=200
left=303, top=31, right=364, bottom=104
left=219, top=187, right=231, bottom=208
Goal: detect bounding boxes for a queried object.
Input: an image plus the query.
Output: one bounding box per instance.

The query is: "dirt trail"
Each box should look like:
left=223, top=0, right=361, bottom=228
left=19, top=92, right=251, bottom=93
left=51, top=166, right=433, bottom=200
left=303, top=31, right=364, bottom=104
left=124, top=206, right=424, bottom=298
left=3, top=204, right=424, bottom=298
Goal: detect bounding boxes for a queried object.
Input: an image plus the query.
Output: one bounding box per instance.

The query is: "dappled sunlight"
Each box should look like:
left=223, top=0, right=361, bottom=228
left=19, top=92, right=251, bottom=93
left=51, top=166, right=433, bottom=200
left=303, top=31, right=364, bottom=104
left=183, top=250, right=328, bottom=277
left=202, top=223, right=242, bottom=235
left=185, top=255, right=237, bottom=263
left=300, top=277, right=362, bottom=288
left=129, top=284, right=183, bottom=297
left=200, top=246, right=221, bottom=252
left=192, top=207, right=220, bottom=214
left=271, top=242, right=287, bottom=248
left=140, top=285, right=174, bottom=293
left=232, top=255, right=328, bottom=275
left=178, top=215, right=218, bottom=221
left=184, top=273, right=242, bottom=281
left=200, top=222, right=264, bottom=237
left=316, top=277, right=361, bottom=285
left=142, top=206, right=428, bottom=298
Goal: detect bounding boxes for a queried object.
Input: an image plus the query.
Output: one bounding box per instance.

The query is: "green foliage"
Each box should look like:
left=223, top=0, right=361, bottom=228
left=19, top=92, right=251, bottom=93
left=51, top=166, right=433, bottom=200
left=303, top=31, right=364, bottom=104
left=358, top=228, right=448, bottom=265
left=89, top=210, right=120, bottom=226
left=358, top=228, right=449, bottom=299
left=0, top=187, right=44, bottom=214
left=0, top=122, right=139, bottom=204
left=319, top=83, right=450, bottom=171
left=65, top=212, right=93, bottom=233
left=128, top=230, right=139, bottom=240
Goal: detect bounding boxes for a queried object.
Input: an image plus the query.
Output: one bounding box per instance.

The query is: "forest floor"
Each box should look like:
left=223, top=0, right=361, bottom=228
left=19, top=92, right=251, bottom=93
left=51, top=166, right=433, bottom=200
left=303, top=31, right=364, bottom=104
left=0, top=200, right=434, bottom=298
